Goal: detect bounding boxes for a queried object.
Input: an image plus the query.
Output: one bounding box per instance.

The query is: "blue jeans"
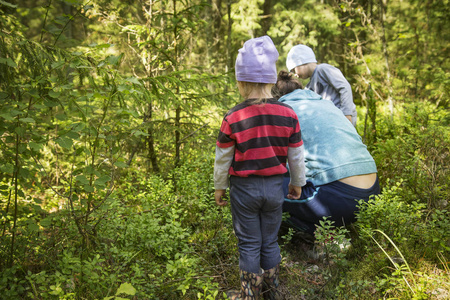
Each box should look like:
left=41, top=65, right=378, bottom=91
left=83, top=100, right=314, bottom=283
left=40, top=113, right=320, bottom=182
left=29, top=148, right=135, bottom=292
left=230, top=175, right=284, bottom=274
left=283, top=177, right=380, bottom=234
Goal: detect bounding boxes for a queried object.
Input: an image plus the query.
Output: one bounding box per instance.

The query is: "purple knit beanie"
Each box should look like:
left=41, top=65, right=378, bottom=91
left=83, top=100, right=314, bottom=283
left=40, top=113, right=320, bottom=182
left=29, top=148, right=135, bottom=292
left=235, top=36, right=279, bottom=84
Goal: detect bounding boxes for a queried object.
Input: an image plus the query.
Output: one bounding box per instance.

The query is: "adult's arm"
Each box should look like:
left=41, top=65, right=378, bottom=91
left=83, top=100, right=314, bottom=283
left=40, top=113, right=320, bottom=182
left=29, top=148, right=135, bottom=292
left=287, top=144, right=306, bottom=199
left=321, top=66, right=355, bottom=119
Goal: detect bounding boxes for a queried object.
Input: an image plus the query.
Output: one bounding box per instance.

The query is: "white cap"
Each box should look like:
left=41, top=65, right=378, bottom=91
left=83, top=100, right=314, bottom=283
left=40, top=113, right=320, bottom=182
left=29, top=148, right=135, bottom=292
left=286, top=44, right=317, bottom=72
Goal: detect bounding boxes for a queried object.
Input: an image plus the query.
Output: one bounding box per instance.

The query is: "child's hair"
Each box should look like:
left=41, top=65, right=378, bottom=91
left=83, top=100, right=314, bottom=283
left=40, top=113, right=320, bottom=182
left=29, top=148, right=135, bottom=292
left=238, top=81, right=274, bottom=104
left=272, top=70, right=303, bottom=99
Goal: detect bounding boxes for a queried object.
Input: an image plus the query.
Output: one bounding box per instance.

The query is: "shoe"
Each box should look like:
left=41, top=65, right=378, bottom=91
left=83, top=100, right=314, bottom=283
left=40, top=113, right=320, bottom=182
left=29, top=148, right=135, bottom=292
left=262, top=264, right=283, bottom=300
left=227, top=269, right=264, bottom=299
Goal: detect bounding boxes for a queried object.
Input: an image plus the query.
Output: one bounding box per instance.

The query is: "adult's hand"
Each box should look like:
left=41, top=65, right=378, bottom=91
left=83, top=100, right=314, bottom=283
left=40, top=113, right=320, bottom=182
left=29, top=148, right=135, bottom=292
left=287, top=184, right=302, bottom=200
left=215, top=189, right=228, bottom=206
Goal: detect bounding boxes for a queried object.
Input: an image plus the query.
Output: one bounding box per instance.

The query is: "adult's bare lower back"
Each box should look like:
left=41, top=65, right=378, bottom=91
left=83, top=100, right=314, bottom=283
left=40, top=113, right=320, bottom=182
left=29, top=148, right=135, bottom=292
left=339, top=173, right=378, bottom=189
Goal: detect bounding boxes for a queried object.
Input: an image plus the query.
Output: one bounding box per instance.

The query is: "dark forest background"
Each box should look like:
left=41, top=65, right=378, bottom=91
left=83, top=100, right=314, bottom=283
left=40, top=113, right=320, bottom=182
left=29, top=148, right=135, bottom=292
left=0, top=0, right=449, bottom=299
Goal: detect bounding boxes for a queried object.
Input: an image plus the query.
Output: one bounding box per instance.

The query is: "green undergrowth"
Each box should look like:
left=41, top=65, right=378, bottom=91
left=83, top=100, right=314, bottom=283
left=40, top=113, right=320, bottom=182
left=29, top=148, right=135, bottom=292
left=0, top=150, right=236, bottom=299
left=1, top=101, right=449, bottom=299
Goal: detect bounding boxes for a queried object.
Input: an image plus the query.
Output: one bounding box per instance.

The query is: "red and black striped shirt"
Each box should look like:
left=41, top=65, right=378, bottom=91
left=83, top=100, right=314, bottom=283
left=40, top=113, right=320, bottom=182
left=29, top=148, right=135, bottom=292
left=216, top=98, right=303, bottom=177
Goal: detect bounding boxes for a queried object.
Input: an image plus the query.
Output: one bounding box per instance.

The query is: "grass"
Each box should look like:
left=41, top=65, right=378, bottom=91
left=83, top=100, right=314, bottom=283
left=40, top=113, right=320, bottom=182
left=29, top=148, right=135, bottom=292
left=277, top=224, right=450, bottom=300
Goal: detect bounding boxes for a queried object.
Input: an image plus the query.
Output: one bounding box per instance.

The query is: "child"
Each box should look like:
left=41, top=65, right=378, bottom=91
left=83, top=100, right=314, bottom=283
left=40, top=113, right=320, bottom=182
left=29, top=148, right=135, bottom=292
left=286, top=44, right=357, bottom=126
left=214, top=36, right=306, bottom=299
left=272, top=70, right=379, bottom=235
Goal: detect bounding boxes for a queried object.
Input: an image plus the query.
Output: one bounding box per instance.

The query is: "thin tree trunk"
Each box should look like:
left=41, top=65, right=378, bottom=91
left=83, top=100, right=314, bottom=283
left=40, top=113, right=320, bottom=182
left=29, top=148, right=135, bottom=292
left=213, top=0, right=222, bottom=55
left=379, top=0, right=394, bottom=119
left=1, top=189, right=12, bottom=239
left=9, top=128, right=19, bottom=268
left=141, top=0, right=159, bottom=173
left=175, top=106, right=181, bottom=167
left=260, top=0, right=272, bottom=36
left=173, top=0, right=181, bottom=168
left=226, top=0, right=232, bottom=73
left=146, top=103, right=160, bottom=173
left=62, top=2, right=73, bottom=40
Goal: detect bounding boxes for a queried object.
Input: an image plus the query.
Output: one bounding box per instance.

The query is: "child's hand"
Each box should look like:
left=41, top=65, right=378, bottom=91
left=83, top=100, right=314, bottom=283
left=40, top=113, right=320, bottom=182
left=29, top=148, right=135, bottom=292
left=215, top=189, right=228, bottom=206
left=287, top=184, right=302, bottom=200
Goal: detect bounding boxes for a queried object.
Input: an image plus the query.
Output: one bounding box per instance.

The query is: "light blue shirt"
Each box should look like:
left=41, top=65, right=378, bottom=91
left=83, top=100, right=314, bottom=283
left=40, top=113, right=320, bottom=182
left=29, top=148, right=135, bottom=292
left=279, top=89, right=376, bottom=186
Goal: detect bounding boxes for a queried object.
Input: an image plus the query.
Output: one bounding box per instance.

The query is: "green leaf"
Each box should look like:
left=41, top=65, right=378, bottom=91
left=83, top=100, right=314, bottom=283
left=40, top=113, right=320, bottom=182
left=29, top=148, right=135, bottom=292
left=29, top=142, right=44, bottom=151
left=75, top=175, right=89, bottom=185
left=114, top=161, right=128, bottom=168
left=60, top=84, right=73, bottom=90
left=48, top=90, right=61, bottom=98
left=56, top=137, right=73, bottom=149
left=15, top=126, right=25, bottom=136
left=66, top=131, right=80, bottom=139
left=71, top=123, right=85, bottom=132
left=0, top=163, right=14, bottom=174
left=0, top=57, right=17, bottom=67
left=74, top=147, right=84, bottom=156
left=9, top=109, right=22, bottom=117
left=28, top=88, right=40, bottom=98
left=95, top=175, right=111, bottom=186
left=49, top=284, right=63, bottom=295
left=132, top=130, right=149, bottom=137
left=126, top=77, right=142, bottom=85
left=19, top=117, right=35, bottom=123
left=84, top=185, right=94, bottom=192
left=117, top=84, right=130, bottom=93
left=83, top=4, right=94, bottom=11
left=85, top=165, right=95, bottom=175
left=51, top=61, right=65, bottom=69
left=40, top=217, right=52, bottom=228
left=0, top=112, right=14, bottom=121
left=95, top=43, right=112, bottom=49
left=0, top=0, right=17, bottom=8
left=107, top=54, right=123, bottom=66
left=55, top=113, right=67, bottom=121
left=116, top=283, right=136, bottom=296
left=44, top=99, right=59, bottom=107
left=64, top=0, right=82, bottom=5
left=27, top=221, right=40, bottom=232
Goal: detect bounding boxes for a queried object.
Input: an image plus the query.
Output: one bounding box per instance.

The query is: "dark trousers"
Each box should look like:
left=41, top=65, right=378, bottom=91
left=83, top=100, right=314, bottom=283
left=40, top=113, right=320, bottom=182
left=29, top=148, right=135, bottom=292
left=283, top=177, right=380, bottom=234
left=230, top=175, right=284, bottom=274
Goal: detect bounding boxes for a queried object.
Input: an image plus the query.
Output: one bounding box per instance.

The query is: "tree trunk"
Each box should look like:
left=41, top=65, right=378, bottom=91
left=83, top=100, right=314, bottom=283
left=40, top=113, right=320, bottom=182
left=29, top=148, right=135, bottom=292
left=173, top=0, right=181, bottom=168
left=213, top=0, right=223, bottom=54
left=260, top=0, right=272, bottom=36
left=175, top=106, right=181, bottom=167
left=146, top=102, right=160, bottom=173
left=9, top=126, right=20, bottom=268
left=379, top=0, right=394, bottom=119
left=226, top=0, right=233, bottom=73
left=61, top=2, right=74, bottom=40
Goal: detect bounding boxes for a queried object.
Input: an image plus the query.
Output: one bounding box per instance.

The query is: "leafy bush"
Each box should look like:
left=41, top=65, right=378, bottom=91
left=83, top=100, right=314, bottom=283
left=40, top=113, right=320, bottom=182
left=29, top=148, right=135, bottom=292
left=0, top=154, right=229, bottom=299
left=357, top=183, right=426, bottom=246
left=314, top=218, right=351, bottom=267
left=371, top=102, right=449, bottom=210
